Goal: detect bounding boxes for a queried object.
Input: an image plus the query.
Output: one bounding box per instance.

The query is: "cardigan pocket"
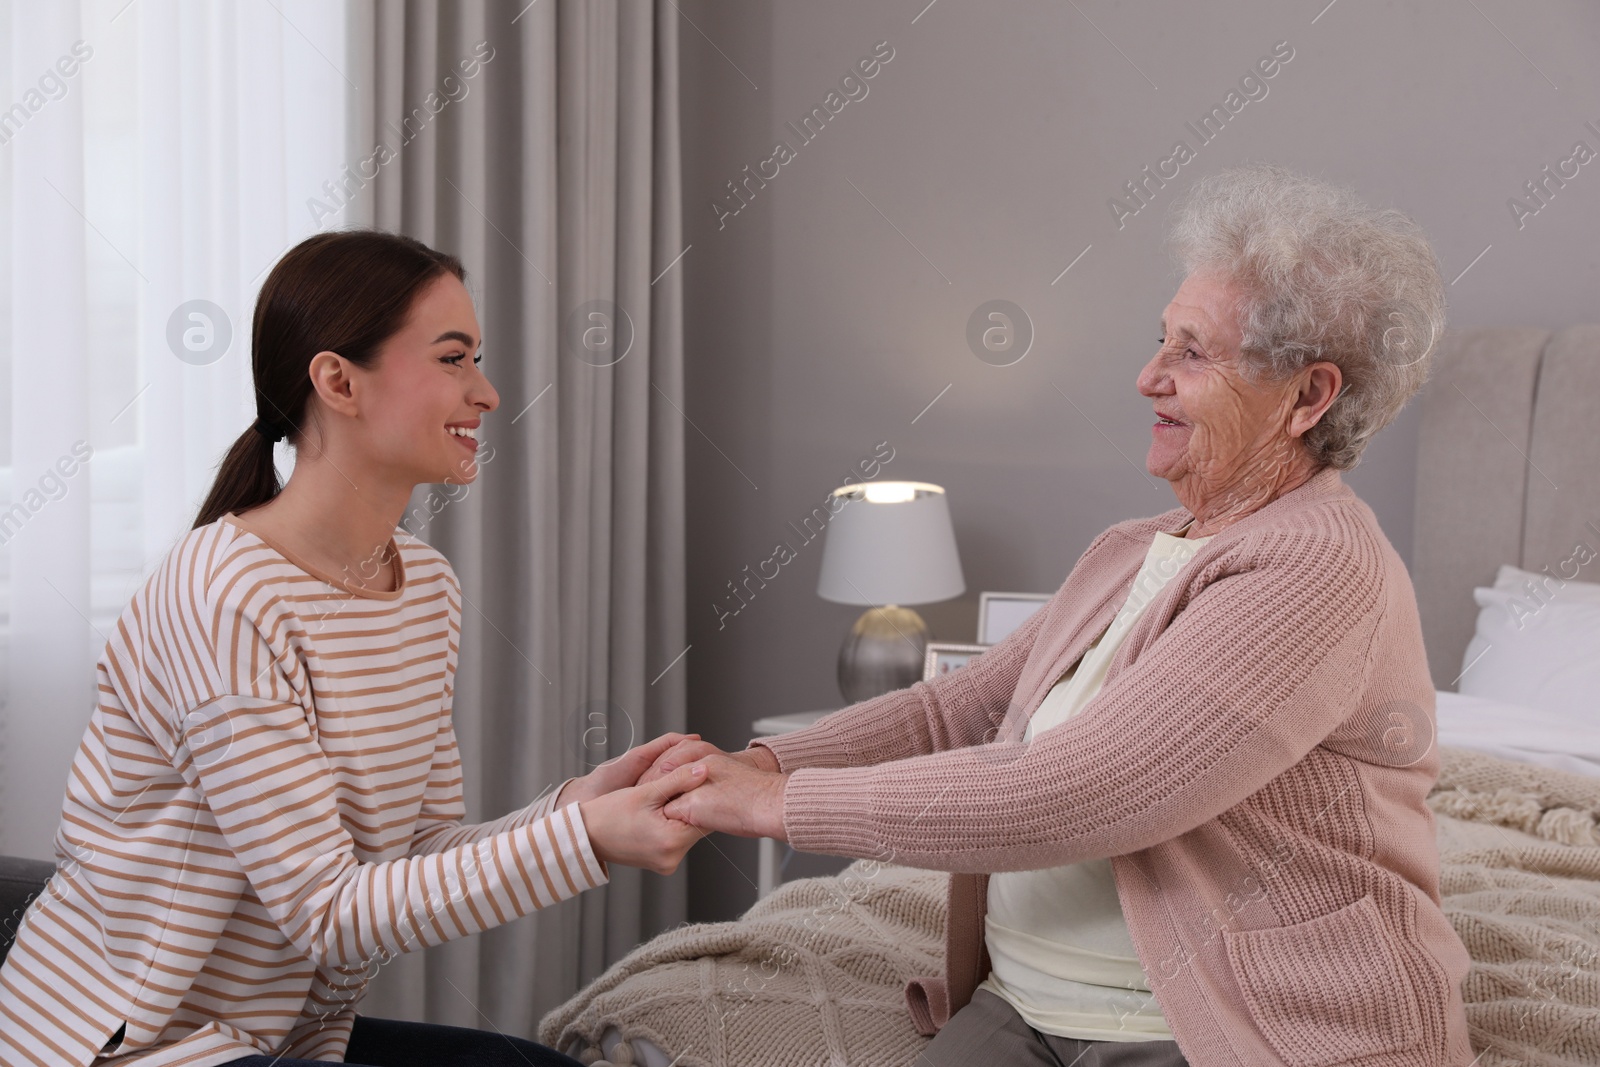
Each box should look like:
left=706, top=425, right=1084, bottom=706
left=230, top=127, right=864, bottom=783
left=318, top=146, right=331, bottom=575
left=1222, top=892, right=1424, bottom=1067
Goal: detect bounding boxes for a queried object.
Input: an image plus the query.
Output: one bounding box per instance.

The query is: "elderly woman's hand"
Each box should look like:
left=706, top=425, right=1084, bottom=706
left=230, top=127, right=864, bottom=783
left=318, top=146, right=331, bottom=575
left=636, top=737, right=779, bottom=787
left=661, top=753, right=789, bottom=841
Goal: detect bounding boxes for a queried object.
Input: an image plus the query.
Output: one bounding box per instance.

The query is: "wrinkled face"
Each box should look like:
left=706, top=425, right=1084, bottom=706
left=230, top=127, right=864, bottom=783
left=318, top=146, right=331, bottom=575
left=355, top=273, right=500, bottom=486
left=1136, top=270, right=1303, bottom=500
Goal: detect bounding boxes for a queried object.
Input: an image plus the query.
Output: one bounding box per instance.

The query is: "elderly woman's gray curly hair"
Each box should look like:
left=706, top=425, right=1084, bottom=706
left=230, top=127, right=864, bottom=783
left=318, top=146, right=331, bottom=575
left=1165, top=163, right=1447, bottom=470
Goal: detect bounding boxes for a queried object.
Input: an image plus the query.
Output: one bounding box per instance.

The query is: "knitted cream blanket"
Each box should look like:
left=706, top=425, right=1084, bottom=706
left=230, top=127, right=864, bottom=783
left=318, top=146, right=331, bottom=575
left=1426, top=747, right=1600, bottom=1066
left=539, top=746, right=1600, bottom=1067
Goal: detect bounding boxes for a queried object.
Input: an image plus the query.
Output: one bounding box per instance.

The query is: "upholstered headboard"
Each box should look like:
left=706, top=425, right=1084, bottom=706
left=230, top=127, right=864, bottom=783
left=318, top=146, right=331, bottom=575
left=1412, top=323, right=1600, bottom=690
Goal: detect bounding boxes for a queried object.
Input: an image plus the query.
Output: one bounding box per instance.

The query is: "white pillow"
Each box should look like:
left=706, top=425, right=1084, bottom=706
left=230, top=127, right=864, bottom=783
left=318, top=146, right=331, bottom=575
left=1489, top=562, right=1600, bottom=605
left=1458, top=585, right=1600, bottom=724
left=1435, top=690, right=1600, bottom=778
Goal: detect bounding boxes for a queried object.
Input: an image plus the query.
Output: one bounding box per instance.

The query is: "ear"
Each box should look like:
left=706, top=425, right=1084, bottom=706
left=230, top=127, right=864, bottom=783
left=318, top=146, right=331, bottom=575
left=1287, top=361, right=1341, bottom=440
left=307, top=351, right=360, bottom=419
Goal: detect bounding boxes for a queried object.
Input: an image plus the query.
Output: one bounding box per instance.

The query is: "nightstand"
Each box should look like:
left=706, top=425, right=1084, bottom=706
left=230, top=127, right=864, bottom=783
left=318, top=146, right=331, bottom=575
left=750, top=708, right=833, bottom=897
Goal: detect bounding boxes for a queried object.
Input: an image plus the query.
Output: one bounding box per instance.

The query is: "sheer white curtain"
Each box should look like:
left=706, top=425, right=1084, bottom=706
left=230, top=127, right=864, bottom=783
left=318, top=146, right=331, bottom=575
left=0, top=0, right=352, bottom=856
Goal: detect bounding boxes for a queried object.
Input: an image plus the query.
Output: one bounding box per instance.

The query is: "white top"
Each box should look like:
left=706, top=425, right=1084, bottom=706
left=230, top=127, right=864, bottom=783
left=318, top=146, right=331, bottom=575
left=978, top=520, right=1213, bottom=1041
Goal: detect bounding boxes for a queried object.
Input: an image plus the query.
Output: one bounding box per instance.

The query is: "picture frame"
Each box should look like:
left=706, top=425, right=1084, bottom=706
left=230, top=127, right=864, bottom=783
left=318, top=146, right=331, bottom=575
left=922, top=641, right=989, bottom=682
left=977, top=591, right=1052, bottom=645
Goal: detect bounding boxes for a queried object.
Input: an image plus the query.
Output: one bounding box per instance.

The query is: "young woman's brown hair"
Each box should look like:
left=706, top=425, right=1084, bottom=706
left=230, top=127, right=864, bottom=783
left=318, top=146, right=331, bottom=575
left=193, top=230, right=465, bottom=529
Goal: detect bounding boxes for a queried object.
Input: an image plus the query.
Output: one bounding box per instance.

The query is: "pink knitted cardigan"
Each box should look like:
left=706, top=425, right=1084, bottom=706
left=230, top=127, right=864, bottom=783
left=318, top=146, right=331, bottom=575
left=751, top=467, right=1477, bottom=1067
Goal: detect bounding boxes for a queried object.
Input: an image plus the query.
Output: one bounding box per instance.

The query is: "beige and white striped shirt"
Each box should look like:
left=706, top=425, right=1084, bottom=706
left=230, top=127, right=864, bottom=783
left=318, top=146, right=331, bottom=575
left=0, top=513, right=605, bottom=1067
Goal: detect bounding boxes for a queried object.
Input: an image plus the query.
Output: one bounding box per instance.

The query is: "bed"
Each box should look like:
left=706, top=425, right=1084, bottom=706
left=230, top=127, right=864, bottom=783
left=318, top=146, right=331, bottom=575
left=542, top=325, right=1600, bottom=1067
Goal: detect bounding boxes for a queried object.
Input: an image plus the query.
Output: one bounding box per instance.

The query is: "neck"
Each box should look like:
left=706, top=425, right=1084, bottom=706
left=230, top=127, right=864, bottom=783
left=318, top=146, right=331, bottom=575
left=247, top=450, right=412, bottom=583
left=1178, top=451, right=1323, bottom=538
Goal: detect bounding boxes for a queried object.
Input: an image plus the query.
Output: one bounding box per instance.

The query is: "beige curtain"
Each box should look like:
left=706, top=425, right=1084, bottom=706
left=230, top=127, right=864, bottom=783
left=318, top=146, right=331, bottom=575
left=342, top=0, right=687, bottom=1032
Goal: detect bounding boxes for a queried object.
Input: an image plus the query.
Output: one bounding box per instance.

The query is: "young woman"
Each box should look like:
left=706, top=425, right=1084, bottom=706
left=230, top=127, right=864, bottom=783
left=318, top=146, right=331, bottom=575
left=0, top=230, right=705, bottom=1067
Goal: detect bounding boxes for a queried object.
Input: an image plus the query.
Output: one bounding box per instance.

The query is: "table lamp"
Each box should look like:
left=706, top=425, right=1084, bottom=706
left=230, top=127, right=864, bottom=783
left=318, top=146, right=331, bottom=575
left=817, top=480, right=965, bottom=703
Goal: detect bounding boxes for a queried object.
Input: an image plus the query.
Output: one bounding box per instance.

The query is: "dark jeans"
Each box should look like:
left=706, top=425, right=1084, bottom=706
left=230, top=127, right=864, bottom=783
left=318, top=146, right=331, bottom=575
left=921, top=988, right=1190, bottom=1067
left=218, top=1015, right=583, bottom=1067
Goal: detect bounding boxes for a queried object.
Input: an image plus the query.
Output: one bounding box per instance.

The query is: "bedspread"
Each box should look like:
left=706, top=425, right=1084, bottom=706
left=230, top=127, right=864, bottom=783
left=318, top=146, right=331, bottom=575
left=539, top=745, right=1600, bottom=1067
left=1427, top=747, right=1600, bottom=1066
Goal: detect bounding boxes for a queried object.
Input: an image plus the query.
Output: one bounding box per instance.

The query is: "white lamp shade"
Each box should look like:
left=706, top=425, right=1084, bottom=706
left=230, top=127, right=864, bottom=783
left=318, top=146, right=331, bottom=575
left=816, top=482, right=965, bottom=606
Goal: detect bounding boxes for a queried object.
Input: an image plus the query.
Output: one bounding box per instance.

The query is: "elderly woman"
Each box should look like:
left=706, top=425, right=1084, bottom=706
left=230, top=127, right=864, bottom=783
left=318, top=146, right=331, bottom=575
left=647, top=163, right=1475, bottom=1067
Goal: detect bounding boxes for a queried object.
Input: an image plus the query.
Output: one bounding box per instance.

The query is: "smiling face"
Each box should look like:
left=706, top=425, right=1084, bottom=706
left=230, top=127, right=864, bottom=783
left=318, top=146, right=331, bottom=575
left=348, top=273, right=500, bottom=487
left=1136, top=270, right=1328, bottom=524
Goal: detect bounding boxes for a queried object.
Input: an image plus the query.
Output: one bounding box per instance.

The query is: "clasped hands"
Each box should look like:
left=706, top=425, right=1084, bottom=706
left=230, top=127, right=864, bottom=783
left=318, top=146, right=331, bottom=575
left=554, top=732, right=788, bottom=877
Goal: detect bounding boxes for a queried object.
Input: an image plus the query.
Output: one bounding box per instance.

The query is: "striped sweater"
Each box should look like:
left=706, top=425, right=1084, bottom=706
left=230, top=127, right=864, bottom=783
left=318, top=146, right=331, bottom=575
left=0, top=513, right=605, bottom=1067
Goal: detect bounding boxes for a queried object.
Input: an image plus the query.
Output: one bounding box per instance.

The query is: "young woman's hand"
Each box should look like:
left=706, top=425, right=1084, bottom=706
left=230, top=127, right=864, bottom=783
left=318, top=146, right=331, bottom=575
left=635, top=737, right=778, bottom=787
left=557, top=732, right=701, bottom=807
left=579, top=763, right=709, bottom=876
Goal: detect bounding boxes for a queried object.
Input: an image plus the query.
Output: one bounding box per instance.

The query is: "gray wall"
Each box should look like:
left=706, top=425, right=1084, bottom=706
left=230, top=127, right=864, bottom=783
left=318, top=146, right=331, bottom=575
left=676, top=0, right=1600, bottom=922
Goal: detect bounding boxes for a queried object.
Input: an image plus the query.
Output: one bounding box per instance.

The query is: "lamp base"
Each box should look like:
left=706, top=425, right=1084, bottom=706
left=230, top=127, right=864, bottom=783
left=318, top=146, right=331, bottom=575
left=837, top=605, right=928, bottom=704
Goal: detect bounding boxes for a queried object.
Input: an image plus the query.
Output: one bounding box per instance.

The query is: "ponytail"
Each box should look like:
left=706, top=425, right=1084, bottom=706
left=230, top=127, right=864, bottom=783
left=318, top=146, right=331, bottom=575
left=193, top=421, right=287, bottom=530
left=192, top=230, right=465, bottom=530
